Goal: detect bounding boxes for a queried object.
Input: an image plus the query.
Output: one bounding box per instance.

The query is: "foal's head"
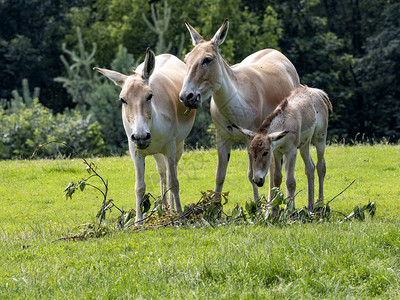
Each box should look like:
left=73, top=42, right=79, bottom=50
left=94, top=49, right=156, bottom=149
left=249, top=131, right=289, bottom=187
left=233, top=124, right=289, bottom=187
left=179, top=19, right=229, bottom=109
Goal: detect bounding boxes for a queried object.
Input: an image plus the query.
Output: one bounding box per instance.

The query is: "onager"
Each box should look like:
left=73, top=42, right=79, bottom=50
left=94, top=49, right=195, bottom=222
left=236, top=86, right=333, bottom=213
left=179, top=19, right=301, bottom=201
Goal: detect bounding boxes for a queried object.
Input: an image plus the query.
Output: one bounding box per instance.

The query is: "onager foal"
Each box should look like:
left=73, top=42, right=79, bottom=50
left=94, top=49, right=195, bottom=222
left=236, top=86, right=332, bottom=213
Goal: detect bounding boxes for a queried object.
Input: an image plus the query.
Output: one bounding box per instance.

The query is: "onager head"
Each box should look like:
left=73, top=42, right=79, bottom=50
left=179, top=19, right=229, bottom=109
left=234, top=125, right=288, bottom=187
left=94, top=48, right=156, bottom=149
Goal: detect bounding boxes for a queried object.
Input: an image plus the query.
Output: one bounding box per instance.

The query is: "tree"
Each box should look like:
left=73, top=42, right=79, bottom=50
left=353, top=2, right=400, bottom=141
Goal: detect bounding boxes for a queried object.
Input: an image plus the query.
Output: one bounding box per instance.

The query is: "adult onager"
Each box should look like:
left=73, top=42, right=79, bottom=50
left=94, top=49, right=195, bottom=222
left=236, top=86, right=333, bottom=213
left=179, top=19, right=301, bottom=201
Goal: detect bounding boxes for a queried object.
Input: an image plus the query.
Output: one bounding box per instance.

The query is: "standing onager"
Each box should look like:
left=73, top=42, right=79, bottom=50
left=236, top=86, right=333, bottom=213
left=179, top=19, right=301, bottom=201
left=94, top=49, right=195, bottom=222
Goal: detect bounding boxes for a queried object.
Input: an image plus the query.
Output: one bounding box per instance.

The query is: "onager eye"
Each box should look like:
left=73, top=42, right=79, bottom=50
left=262, top=151, right=269, bottom=157
left=120, top=98, right=127, bottom=104
left=201, top=57, right=213, bottom=66
left=146, top=94, right=153, bottom=102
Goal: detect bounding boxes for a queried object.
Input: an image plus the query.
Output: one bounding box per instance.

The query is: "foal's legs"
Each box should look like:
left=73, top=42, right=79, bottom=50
left=284, top=148, right=298, bottom=205
left=299, top=142, right=316, bottom=211
left=314, top=138, right=327, bottom=203
left=271, top=152, right=283, bottom=217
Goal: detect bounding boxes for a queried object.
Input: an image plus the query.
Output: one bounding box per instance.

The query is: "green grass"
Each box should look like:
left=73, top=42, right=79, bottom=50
left=1, top=145, right=400, bottom=298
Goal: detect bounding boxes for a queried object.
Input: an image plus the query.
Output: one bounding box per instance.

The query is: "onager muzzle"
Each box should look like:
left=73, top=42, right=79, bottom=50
left=179, top=89, right=202, bottom=109
left=131, top=132, right=152, bottom=149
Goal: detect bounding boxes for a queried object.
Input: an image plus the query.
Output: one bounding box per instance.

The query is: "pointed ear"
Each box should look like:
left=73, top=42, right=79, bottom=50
left=269, top=131, right=289, bottom=142
left=184, top=20, right=204, bottom=46
left=143, top=48, right=156, bottom=80
left=230, top=124, right=255, bottom=140
left=211, top=19, right=229, bottom=47
left=93, top=67, right=126, bottom=87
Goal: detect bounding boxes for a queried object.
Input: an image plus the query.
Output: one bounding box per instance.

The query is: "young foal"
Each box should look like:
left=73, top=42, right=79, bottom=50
left=179, top=19, right=301, bottom=201
left=94, top=49, right=195, bottom=222
left=236, top=86, right=332, bottom=213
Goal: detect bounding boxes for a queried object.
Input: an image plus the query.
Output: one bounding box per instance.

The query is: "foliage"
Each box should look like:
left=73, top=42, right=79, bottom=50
left=54, top=27, right=98, bottom=113
left=1, top=0, right=399, bottom=151
left=0, top=99, right=105, bottom=159
left=55, top=28, right=141, bottom=154
left=58, top=161, right=376, bottom=239
left=0, top=0, right=87, bottom=111
left=1, top=78, right=40, bottom=113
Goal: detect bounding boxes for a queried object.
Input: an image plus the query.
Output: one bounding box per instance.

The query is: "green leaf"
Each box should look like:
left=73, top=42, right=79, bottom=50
left=63, top=182, right=76, bottom=199
left=285, top=198, right=295, bottom=215
left=367, top=202, right=376, bottom=218
left=183, top=205, right=191, bottom=216
left=77, top=179, right=86, bottom=191
left=245, top=201, right=257, bottom=216
left=271, top=190, right=284, bottom=207
left=184, top=108, right=192, bottom=116
left=157, top=204, right=164, bottom=218
left=141, top=194, right=151, bottom=214
left=64, top=182, right=74, bottom=192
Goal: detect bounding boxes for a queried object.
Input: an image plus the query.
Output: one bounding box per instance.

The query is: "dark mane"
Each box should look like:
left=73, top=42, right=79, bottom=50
left=258, top=86, right=308, bottom=133
left=258, top=98, right=289, bottom=133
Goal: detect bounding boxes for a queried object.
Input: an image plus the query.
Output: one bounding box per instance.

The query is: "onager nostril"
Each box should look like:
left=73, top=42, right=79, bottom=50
left=187, top=93, right=194, bottom=100
left=131, top=134, right=137, bottom=142
left=145, top=132, right=151, bottom=140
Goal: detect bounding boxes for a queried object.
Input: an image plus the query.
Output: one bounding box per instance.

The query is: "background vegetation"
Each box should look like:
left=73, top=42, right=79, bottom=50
left=1, top=145, right=399, bottom=298
left=1, top=0, right=399, bottom=158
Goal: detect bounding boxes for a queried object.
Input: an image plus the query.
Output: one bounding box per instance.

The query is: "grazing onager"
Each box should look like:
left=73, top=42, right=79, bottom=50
left=94, top=49, right=195, bottom=222
left=235, top=86, right=332, bottom=212
left=179, top=19, right=301, bottom=201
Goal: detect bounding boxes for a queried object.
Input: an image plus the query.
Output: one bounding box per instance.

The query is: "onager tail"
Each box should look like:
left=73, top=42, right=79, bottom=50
left=315, top=89, right=333, bottom=113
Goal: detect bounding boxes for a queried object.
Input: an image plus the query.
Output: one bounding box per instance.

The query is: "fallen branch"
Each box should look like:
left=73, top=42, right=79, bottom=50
left=326, top=180, right=356, bottom=206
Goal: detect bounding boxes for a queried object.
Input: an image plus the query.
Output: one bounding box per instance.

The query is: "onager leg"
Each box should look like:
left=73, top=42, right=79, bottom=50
left=300, top=143, right=316, bottom=212
left=214, top=134, right=233, bottom=197
left=153, top=153, right=167, bottom=207
left=165, top=143, right=182, bottom=215
left=130, top=143, right=146, bottom=223
left=271, top=152, right=283, bottom=217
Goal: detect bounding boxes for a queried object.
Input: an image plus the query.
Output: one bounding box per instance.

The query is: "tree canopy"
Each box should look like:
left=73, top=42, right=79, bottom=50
left=1, top=0, right=398, bottom=156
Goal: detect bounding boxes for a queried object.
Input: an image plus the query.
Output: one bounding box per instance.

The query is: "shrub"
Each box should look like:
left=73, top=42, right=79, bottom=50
left=0, top=99, right=105, bottom=159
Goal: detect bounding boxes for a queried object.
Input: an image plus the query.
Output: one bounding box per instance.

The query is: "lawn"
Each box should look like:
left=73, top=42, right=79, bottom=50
left=1, top=144, right=399, bottom=298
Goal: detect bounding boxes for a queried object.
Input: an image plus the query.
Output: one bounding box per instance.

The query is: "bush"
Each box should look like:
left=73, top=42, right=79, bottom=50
left=0, top=99, right=106, bottom=159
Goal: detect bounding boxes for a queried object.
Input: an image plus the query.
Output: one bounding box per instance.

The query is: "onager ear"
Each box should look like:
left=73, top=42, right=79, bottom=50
left=269, top=131, right=289, bottom=142
left=143, top=48, right=156, bottom=80
left=230, top=124, right=255, bottom=140
left=184, top=20, right=204, bottom=46
left=211, top=19, right=229, bottom=47
left=93, top=67, right=127, bottom=87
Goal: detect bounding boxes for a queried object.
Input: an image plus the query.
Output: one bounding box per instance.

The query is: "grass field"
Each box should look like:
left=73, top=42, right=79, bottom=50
left=1, top=144, right=399, bottom=298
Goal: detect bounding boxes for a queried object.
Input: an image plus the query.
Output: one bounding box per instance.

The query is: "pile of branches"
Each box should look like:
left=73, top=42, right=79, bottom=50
left=35, top=142, right=375, bottom=241
left=57, top=184, right=376, bottom=241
